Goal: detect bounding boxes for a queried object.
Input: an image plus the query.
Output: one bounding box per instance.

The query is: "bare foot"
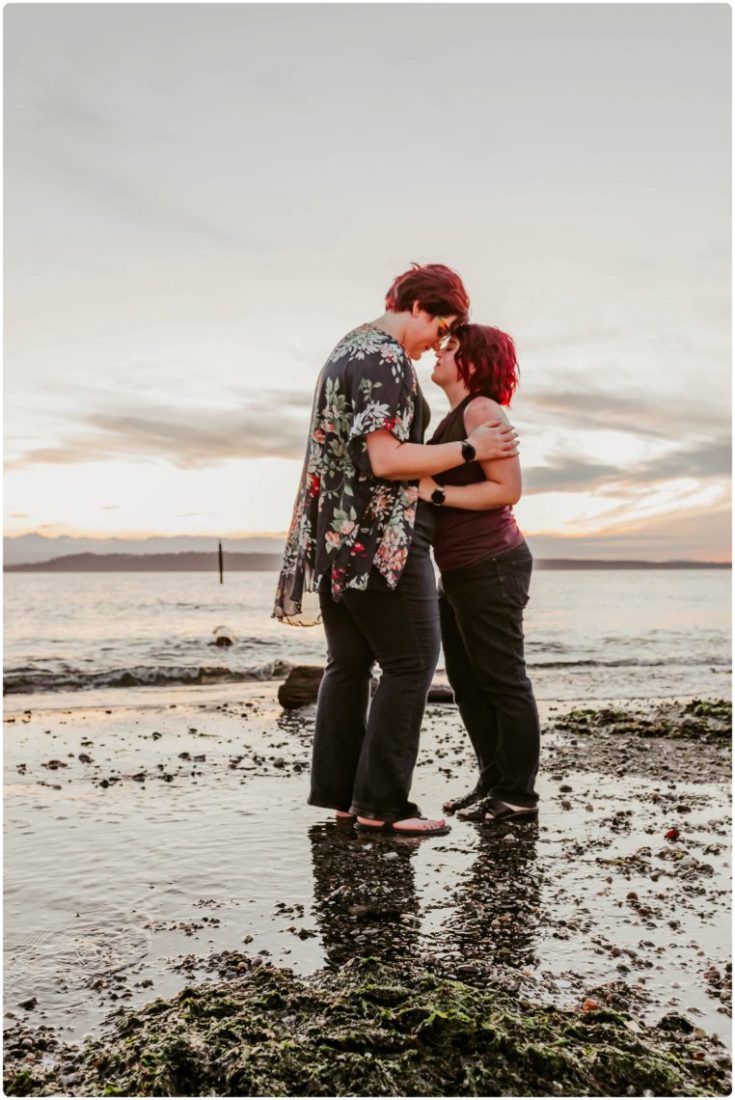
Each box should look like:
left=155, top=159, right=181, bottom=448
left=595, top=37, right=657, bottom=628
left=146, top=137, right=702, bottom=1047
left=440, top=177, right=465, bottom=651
left=393, top=816, right=446, bottom=832
left=335, top=810, right=352, bottom=819
left=356, top=816, right=446, bottom=832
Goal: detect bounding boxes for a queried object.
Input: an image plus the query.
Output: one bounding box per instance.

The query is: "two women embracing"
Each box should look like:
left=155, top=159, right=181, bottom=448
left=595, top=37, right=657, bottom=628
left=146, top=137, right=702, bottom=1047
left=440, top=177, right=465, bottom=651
left=274, top=263, right=540, bottom=838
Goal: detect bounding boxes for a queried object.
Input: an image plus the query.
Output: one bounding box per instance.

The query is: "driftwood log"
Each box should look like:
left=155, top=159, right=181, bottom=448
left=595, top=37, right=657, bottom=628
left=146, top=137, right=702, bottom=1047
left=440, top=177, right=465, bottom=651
left=277, top=665, right=454, bottom=709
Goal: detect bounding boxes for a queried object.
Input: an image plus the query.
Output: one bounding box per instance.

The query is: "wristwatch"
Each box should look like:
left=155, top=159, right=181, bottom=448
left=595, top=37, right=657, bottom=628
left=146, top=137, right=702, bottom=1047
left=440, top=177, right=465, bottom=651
left=461, top=439, right=476, bottom=463
left=430, top=484, right=446, bottom=507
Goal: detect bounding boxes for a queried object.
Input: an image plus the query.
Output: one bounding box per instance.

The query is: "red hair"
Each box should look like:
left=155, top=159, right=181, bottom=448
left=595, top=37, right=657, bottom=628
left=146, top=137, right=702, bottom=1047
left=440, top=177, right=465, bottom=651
left=454, top=324, right=519, bottom=406
left=385, top=263, right=470, bottom=325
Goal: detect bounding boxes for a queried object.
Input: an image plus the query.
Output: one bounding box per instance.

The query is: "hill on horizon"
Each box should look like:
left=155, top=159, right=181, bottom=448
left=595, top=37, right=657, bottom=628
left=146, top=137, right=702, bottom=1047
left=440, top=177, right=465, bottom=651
left=5, top=533, right=731, bottom=568
left=4, top=551, right=731, bottom=573
left=2, top=533, right=284, bottom=566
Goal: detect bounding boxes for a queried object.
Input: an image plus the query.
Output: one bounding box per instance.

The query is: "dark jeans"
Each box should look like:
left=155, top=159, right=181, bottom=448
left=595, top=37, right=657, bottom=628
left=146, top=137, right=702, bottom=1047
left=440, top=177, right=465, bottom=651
left=310, top=534, right=440, bottom=822
left=439, top=540, right=540, bottom=807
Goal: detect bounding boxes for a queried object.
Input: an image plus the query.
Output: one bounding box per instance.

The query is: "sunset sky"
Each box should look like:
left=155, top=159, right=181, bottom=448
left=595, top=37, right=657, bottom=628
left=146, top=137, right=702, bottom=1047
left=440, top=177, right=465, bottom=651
left=4, top=4, right=731, bottom=561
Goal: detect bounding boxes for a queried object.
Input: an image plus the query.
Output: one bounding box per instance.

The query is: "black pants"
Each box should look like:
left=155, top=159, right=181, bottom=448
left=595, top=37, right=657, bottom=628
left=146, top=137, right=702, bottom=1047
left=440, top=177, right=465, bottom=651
left=310, top=534, right=440, bottom=822
left=439, top=540, right=540, bottom=807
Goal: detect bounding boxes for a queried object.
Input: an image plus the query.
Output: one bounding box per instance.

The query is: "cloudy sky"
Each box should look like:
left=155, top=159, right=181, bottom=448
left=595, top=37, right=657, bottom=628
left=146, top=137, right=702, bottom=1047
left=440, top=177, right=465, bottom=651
left=4, top=4, right=731, bottom=560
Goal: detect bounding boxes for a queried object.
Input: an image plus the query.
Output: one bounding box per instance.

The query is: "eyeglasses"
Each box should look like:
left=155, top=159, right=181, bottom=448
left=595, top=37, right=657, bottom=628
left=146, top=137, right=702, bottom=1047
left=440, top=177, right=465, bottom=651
left=436, top=317, right=457, bottom=349
left=434, top=317, right=451, bottom=349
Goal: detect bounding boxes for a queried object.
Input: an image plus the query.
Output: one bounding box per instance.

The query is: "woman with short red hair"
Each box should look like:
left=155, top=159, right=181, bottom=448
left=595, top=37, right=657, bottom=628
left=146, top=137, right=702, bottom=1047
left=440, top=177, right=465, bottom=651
left=421, top=324, right=540, bottom=823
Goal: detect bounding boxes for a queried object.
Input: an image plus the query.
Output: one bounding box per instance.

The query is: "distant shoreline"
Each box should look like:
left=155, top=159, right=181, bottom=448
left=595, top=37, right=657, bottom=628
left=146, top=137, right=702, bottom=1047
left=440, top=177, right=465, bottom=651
left=4, top=551, right=731, bottom=573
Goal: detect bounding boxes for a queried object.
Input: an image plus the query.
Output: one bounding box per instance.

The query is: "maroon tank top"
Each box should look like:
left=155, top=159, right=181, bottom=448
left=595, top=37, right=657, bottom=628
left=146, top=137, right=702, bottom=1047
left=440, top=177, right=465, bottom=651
left=428, top=395, right=523, bottom=571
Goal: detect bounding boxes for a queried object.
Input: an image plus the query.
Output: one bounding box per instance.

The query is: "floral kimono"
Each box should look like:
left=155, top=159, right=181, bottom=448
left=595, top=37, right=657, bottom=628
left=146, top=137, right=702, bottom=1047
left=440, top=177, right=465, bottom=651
left=274, top=324, right=429, bottom=622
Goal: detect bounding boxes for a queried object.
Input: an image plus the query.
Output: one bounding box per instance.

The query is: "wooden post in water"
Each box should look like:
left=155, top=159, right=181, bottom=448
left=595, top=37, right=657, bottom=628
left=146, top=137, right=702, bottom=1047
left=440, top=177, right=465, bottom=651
left=218, top=541, right=224, bottom=584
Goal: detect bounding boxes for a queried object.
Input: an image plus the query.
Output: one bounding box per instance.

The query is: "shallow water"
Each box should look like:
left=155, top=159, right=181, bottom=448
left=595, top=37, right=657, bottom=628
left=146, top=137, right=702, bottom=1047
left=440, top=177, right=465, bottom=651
left=4, top=569, right=731, bottom=699
left=4, top=686, right=731, bottom=1048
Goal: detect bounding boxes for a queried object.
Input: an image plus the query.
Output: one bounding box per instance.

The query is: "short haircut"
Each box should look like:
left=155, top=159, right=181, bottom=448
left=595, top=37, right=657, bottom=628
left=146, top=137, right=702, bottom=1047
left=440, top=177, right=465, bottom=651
left=385, top=263, right=470, bottom=326
left=454, top=324, right=519, bottom=405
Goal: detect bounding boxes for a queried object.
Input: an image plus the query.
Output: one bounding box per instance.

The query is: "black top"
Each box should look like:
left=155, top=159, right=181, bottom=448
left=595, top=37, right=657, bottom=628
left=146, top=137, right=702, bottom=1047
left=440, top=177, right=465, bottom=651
left=428, top=395, right=486, bottom=487
left=427, top=394, right=522, bottom=571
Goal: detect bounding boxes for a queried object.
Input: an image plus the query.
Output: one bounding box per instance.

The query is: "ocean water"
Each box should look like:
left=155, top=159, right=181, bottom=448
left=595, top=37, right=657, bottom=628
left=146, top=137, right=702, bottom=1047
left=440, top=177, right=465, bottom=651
left=3, top=569, right=730, bottom=702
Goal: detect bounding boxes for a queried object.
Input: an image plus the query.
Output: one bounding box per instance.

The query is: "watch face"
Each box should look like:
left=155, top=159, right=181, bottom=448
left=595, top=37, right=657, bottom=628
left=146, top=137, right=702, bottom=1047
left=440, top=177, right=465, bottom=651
left=431, top=488, right=445, bottom=505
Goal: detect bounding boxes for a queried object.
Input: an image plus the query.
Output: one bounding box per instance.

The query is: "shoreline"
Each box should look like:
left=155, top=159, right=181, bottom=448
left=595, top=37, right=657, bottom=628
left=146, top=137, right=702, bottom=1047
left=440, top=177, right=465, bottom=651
left=5, top=668, right=732, bottom=711
left=3, top=686, right=731, bottom=1095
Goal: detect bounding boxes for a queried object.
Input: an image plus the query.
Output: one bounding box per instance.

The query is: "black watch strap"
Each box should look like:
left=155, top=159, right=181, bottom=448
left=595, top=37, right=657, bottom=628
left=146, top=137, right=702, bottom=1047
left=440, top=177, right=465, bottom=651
left=461, top=439, right=477, bottom=463
left=430, top=485, right=446, bottom=506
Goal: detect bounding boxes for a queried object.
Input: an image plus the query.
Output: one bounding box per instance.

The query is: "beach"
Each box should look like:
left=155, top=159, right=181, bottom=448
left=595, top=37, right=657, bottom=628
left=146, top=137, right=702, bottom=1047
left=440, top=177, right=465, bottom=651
left=3, top=677, right=731, bottom=1096
left=4, top=568, right=731, bottom=1094
left=5, top=0, right=731, bottom=1091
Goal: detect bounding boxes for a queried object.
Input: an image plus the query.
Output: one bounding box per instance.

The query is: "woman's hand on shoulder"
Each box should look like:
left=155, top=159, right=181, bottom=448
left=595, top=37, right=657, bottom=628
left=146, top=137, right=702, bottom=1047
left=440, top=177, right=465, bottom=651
left=465, top=396, right=508, bottom=431
left=465, top=397, right=518, bottom=456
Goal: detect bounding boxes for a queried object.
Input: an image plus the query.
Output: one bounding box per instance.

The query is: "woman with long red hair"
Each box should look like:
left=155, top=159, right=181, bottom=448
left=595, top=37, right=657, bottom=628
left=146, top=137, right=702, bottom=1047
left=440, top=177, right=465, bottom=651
left=421, top=324, right=540, bottom=823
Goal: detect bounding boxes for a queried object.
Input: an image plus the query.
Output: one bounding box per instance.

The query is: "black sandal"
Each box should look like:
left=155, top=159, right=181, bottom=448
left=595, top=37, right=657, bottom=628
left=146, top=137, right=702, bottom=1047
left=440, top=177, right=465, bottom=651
left=355, top=802, right=450, bottom=838
left=483, top=798, right=538, bottom=823
left=443, top=787, right=486, bottom=815
left=456, top=796, right=497, bottom=822
left=355, top=817, right=451, bottom=838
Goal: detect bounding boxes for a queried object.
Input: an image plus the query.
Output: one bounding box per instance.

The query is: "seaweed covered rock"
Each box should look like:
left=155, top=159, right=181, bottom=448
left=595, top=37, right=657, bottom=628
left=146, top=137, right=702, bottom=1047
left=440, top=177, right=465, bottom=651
left=554, top=699, right=732, bottom=741
left=4, top=958, right=730, bottom=1097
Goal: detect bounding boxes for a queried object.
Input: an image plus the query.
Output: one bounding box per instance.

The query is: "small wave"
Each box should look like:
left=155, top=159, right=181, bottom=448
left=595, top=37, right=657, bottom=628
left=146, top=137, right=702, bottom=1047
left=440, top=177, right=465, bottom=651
left=529, top=657, right=732, bottom=670
left=5, top=654, right=731, bottom=694
left=3, top=659, right=293, bottom=695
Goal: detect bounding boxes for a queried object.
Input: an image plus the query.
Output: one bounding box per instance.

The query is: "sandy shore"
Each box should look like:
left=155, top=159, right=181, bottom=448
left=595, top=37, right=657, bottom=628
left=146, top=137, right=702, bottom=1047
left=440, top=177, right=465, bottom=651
left=3, top=683, right=731, bottom=1095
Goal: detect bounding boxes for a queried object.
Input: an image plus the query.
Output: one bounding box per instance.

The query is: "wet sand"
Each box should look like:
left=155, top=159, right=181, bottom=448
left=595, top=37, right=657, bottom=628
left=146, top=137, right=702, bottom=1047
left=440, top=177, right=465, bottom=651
left=3, top=684, right=731, bottom=1095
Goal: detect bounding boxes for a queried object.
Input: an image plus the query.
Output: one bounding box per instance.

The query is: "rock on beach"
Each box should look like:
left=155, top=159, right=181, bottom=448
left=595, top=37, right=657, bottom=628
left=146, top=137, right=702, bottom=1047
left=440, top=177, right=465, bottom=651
left=277, top=664, right=454, bottom=709
left=3, top=958, right=730, bottom=1097
left=277, top=665, right=324, bottom=709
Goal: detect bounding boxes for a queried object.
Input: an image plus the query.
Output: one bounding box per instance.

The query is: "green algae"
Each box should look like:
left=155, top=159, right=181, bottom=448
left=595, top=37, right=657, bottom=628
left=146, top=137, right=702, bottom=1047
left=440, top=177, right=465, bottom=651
left=685, top=699, right=733, bottom=731
left=555, top=699, right=732, bottom=741
left=5, top=958, right=730, bottom=1097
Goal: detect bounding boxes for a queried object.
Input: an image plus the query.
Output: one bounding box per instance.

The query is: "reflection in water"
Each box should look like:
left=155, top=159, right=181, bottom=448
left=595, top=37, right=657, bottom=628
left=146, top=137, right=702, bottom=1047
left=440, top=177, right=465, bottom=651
left=309, top=820, right=542, bottom=982
left=431, top=825, right=542, bottom=978
left=308, top=822, right=421, bottom=967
